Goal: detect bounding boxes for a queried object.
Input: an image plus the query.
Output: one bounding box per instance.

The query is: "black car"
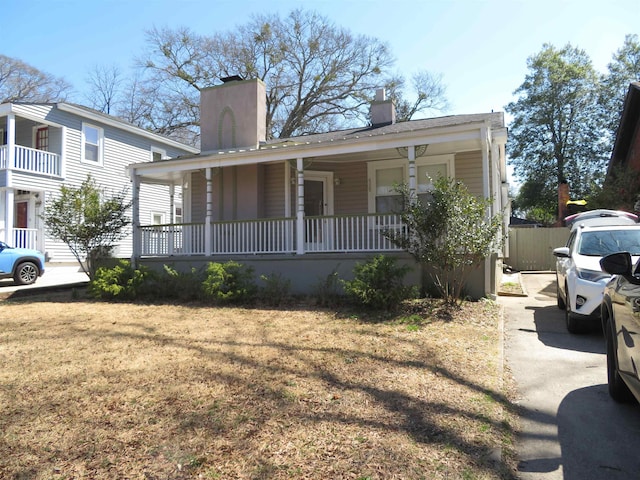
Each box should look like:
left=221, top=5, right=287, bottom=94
left=600, top=252, right=640, bottom=403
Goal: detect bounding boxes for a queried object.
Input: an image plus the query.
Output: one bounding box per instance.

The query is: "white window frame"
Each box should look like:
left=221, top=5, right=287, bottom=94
left=367, top=154, right=455, bottom=214
left=151, top=147, right=167, bottom=162
left=32, top=124, right=49, bottom=151
left=81, top=122, right=104, bottom=166
left=151, top=212, right=166, bottom=225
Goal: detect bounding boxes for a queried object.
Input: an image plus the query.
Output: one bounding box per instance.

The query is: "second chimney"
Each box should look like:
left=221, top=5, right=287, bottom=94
left=370, top=88, right=396, bottom=127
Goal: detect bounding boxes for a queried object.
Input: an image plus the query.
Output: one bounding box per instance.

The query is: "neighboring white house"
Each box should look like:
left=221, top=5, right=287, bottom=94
left=0, top=102, right=198, bottom=262
left=127, top=78, right=510, bottom=299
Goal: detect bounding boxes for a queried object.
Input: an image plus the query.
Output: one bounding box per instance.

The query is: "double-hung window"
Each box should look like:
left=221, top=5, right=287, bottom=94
left=374, top=165, right=405, bottom=213
left=368, top=155, right=454, bottom=213
left=82, top=123, right=104, bottom=165
left=416, top=159, right=450, bottom=205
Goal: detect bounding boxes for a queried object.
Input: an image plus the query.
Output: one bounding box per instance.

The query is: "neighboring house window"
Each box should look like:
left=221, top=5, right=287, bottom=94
left=151, top=147, right=166, bottom=162
left=82, top=123, right=104, bottom=165
left=35, top=126, right=49, bottom=151
left=175, top=204, right=183, bottom=224
left=151, top=212, right=165, bottom=225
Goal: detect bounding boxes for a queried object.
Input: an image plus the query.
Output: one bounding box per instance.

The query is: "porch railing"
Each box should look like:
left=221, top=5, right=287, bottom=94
left=139, top=213, right=405, bottom=257
left=13, top=228, right=38, bottom=250
left=0, top=145, right=62, bottom=177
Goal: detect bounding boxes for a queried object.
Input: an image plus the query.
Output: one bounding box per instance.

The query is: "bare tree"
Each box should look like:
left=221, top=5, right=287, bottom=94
left=0, top=54, right=71, bottom=103
left=387, top=70, right=450, bottom=122
left=132, top=9, right=447, bottom=144
left=85, top=64, right=123, bottom=114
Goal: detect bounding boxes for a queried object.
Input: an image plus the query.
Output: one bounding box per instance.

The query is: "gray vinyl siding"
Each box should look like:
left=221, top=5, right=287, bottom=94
left=454, top=151, right=484, bottom=197
left=190, top=171, right=207, bottom=223
left=264, top=163, right=286, bottom=218
left=6, top=103, right=194, bottom=262
left=324, top=161, right=368, bottom=215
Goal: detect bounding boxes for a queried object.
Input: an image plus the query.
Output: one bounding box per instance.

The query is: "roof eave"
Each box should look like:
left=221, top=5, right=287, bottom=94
left=130, top=119, right=499, bottom=180
left=56, top=103, right=199, bottom=154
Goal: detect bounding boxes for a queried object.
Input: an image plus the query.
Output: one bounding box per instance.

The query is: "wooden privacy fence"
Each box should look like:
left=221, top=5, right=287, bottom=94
left=505, top=227, right=570, bottom=271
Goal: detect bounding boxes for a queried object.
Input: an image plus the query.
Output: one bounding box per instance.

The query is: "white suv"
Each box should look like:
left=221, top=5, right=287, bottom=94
left=554, top=211, right=640, bottom=333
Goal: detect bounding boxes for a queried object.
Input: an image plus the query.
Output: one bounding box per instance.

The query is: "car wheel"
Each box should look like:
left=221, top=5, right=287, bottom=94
left=13, top=261, right=38, bottom=285
left=565, top=283, right=585, bottom=334
left=605, top=320, right=635, bottom=403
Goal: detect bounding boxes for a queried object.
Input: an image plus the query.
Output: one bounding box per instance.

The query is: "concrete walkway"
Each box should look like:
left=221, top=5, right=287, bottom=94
left=0, top=262, right=89, bottom=294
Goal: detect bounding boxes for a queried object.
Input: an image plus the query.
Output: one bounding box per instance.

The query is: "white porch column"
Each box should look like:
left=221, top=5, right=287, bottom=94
left=295, top=158, right=305, bottom=255
left=6, top=114, right=14, bottom=185
left=60, top=126, right=67, bottom=178
left=205, top=168, right=213, bottom=256
left=169, top=183, right=175, bottom=254
left=4, top=115, right=15, bottom=245
left=408, top=145, right=416, bottom=201
left=131, top=171, right=141, bottom=267
left=481, top=124, right=492, bottom=298
left=2, top=189, right=14, bottom=244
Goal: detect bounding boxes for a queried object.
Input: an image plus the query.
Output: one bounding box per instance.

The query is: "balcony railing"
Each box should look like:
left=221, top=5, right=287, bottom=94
left=139, top=213, right=406, bottom=257
left=0, top=145, right=62, bottom=177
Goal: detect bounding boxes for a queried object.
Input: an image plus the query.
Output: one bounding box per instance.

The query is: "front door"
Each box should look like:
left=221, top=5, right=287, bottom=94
left=303, top=171, right=334, bottom=250
left=35, top=127, right=49, bottom=151
left=15, top=201, right=28, bottom=229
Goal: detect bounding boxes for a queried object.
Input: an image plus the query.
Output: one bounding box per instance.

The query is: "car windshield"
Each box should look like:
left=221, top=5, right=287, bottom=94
left=578, top=230, right=640, bottom=256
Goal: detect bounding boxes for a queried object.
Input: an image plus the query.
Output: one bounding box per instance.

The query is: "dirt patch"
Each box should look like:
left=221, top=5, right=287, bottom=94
left=0, top=292, right=518, bottom=479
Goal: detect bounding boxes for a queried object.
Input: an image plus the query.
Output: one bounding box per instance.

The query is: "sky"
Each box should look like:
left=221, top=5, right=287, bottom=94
left=4, top=0, right=640, bottom=119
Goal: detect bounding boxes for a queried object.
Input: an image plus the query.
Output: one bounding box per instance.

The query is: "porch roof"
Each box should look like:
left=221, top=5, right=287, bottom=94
left=129, top=111, right=506, bottom=183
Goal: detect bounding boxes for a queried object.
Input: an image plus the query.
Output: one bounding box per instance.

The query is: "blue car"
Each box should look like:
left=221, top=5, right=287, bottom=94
left=0, top=241, right=46, bottom=285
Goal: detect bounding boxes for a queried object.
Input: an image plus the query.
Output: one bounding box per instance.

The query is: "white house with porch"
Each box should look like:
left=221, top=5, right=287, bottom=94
left=128, top=78, right=509, bottom=298
left=0, top=102, right=198, bottom=262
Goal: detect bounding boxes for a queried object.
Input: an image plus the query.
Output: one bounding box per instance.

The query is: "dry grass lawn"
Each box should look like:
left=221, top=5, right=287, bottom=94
left=0, top=290, right=518, bottom=479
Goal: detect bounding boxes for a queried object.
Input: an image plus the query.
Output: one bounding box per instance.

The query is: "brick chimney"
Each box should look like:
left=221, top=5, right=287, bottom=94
left=200, top=77, right=267, bottom=151
left=370, top=88, right=396, bottom=127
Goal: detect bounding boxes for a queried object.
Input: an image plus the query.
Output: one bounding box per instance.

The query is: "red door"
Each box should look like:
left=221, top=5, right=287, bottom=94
left=15, top=202, right=28, bottom=228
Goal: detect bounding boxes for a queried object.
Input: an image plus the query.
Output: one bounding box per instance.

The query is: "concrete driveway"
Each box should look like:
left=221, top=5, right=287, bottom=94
left=500, top=272, right=640, bottom=480
left=0, top=262, right=88, bottom=294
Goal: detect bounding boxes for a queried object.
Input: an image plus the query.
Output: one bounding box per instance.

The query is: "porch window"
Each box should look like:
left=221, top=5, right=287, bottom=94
left=417, top=162, right=448, bottom=204
left=368, top=155, right=454, bottom=213
left=82, top=123, right=104, bottom=165
left=175, top=205, right=183, bottom=223
left=374, top=166, right=404, bottom=213
left=0, top=128, right=6, bottom=145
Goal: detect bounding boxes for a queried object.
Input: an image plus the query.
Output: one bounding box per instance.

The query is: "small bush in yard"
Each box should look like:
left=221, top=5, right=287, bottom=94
left=259, top=272, right=291, bottom=306
left=313, top=268, right=343, bottom=307
left=154, top=265, right=205, bottom=301
left=89, top=260, right=154, bottom=300
left=201, top=261, right=257, bottom=304
left=341, top=255, right=415, bottom=310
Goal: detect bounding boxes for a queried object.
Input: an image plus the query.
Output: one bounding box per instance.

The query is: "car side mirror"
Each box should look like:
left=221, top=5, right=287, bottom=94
left=600, top=252, right=633, bottom=276
left=553, top=247, right=570, bottom=258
